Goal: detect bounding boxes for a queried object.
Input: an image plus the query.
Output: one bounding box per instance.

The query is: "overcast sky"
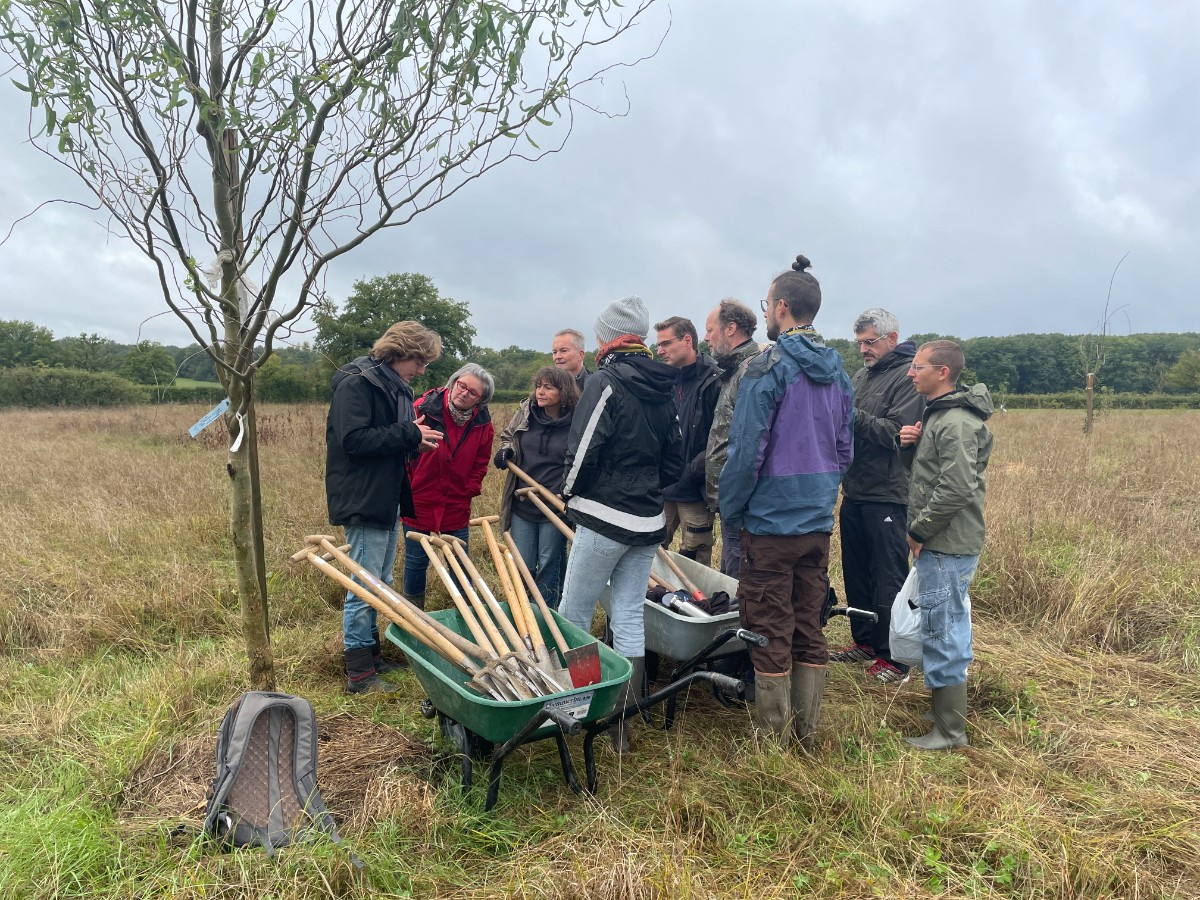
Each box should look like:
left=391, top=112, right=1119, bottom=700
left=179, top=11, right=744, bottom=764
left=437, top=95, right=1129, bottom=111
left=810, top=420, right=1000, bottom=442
left=1, top=0, right=1197, bottom=352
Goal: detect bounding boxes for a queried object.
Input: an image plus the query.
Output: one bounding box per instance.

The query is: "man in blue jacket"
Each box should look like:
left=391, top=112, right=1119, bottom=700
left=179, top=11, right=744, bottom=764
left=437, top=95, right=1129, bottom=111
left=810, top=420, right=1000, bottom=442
left=720, top=255, right=854, bottom=749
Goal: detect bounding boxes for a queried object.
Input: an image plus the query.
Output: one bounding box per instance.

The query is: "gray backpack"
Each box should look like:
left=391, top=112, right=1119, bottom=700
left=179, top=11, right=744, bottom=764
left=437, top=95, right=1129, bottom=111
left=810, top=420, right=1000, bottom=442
left=203, top=691, right=342, bottom=855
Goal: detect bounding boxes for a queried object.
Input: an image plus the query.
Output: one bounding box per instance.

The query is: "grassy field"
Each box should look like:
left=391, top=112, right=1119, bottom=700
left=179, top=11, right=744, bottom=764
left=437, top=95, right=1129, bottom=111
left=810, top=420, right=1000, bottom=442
left=1, top=403, right=1197, bottom=899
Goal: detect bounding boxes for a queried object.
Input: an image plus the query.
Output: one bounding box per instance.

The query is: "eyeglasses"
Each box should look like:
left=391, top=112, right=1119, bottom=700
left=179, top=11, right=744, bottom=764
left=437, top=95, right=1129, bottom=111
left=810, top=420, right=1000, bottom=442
left=857, top=336, right=887, bottom=347
left=908, top=364, right=948, bottom=373
left=760, top=298, right=778, bottom=312
left=453, top=381, right=482, bottom=400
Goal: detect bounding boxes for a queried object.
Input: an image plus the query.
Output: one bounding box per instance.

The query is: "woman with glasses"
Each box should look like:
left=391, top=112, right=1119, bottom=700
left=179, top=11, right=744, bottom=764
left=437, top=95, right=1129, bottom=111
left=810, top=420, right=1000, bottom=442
left=494, top=366, right=581, bottom=608
left=401, top=362, right=495, bottom=607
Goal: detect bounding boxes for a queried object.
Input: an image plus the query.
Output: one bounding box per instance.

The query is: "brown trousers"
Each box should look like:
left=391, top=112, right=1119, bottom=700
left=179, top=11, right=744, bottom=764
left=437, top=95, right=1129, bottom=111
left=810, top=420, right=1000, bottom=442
left=737, top=530, right=831, bottom=672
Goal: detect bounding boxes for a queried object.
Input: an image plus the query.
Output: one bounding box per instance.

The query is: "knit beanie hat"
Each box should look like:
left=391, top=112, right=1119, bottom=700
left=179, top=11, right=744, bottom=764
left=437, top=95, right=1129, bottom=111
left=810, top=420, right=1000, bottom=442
left=594, top=296, right=649, bottom=346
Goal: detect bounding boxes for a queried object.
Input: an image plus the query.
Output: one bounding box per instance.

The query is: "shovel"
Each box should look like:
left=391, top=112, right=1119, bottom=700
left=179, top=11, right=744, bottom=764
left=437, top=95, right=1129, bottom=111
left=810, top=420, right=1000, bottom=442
left=502, top=530, right=602, bottom=688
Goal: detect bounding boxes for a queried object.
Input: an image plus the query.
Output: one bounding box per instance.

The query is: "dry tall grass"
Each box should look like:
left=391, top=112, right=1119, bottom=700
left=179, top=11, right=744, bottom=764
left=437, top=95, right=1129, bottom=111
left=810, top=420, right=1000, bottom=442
left=1, top=404, right=1197, bottom=899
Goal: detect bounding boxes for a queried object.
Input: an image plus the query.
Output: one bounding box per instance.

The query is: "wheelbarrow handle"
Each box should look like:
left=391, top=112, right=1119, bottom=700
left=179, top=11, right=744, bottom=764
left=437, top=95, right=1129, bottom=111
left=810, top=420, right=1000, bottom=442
left=845, top=606, right=879, bottom=623
left=735, top=628, right=769, bottom=648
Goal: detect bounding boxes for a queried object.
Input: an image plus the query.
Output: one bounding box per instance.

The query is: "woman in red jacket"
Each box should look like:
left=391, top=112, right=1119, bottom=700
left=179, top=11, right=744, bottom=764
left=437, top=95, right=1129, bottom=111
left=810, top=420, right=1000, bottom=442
left=401, top=363, right=495, bottom=607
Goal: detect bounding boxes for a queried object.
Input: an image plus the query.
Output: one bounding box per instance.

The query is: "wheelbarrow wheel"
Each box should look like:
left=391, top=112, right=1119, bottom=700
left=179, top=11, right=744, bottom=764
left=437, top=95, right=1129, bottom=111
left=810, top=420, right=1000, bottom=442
left=439, top=714, right=492, bottom=760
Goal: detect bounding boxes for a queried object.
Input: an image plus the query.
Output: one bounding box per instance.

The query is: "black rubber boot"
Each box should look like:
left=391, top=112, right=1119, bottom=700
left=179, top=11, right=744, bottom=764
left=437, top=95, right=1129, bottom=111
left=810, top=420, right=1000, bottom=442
left=753, top=672, right=792, bottom=742
left=790, top=664, right=827, bottom=753
left=610, top=656, right=645, bottom=754
left=345, top=647, right=391, bottom=694
left=371, top=628, right=407, bottom=675
left=906, top=683, right=969, bottom=750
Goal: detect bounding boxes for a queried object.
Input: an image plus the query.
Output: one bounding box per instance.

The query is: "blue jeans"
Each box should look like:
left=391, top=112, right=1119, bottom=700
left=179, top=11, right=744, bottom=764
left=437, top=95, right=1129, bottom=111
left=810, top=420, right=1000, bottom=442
left=559, top=525, right=656, bottom=657
left=402, top=527, right=469, bottom=600
left=509, top=514, right=568, bottom=609
left=342, top=521, right=400, bottom=651
left=914, top=550, right=977, bottom=688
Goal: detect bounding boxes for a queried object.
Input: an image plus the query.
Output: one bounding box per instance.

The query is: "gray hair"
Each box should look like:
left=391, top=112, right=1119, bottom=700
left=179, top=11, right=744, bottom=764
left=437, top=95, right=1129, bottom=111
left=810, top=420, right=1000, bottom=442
left=716, top=297, right=757, bottom=338
left=554, top=328, right=585, bottom=351
left=853, top=307, right=900, bottom=338
left=445, top=362, right=495, bottom=405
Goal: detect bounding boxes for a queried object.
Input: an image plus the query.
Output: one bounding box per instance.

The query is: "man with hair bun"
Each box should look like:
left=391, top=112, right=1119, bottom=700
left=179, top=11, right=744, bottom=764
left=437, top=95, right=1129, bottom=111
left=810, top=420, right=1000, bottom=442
left=830, top=307, right=924, bottom=684
left=720, top=255, right=853, bottom=750
left=899, top=339, right=993, bottom=750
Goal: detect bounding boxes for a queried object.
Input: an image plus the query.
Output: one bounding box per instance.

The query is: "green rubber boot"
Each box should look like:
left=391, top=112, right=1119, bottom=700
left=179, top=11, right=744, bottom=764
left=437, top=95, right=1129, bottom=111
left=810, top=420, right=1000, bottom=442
left=906, top=683, right=968, bottom=750
left=753, top=672, right=792, bottom=742
left=790, top=664, right=827, bottom=753
left=610, top=656, right=645, bottom=754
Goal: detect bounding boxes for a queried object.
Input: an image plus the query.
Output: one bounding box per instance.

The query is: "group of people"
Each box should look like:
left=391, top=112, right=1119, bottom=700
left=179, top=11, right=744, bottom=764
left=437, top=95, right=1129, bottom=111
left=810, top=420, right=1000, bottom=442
left=323, top=253, right=994, bottom=756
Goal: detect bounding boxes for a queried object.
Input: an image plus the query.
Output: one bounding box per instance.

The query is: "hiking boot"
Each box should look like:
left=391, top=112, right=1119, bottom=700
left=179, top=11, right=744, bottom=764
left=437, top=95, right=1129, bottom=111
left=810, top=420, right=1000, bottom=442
left=867, top=659, right=909, bottom=684
left=345, top=647, right=393, bottom=695
left=828, top=642, right=874, bottom=663
left=373, top=655, right=408, bottom=676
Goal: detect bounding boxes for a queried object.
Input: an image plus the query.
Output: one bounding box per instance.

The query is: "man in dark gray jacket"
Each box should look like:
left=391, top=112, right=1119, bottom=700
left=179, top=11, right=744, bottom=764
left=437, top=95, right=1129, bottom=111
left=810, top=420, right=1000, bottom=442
left=830, top=308, right=924, bottom=684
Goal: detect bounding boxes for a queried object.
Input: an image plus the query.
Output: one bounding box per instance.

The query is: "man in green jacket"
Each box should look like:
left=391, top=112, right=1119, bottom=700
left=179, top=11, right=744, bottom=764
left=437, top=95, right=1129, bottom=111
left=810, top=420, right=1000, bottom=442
left=899, top=340, right=993, bottom=750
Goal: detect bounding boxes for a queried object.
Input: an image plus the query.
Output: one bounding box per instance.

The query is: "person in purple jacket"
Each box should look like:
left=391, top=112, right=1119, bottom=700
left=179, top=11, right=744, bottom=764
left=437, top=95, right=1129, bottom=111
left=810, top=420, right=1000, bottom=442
left=719, top=254, right=854, bottom=750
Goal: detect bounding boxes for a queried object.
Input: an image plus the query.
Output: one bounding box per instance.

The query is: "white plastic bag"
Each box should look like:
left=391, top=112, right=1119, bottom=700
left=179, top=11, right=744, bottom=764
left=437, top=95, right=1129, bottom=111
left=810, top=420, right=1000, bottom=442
left=889, top=567, right=923, bottom=668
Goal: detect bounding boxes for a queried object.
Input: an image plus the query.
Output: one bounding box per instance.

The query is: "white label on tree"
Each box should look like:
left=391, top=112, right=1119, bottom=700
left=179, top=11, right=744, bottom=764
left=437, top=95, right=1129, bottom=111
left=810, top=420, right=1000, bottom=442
left=188, top=398, right=230, bottom=438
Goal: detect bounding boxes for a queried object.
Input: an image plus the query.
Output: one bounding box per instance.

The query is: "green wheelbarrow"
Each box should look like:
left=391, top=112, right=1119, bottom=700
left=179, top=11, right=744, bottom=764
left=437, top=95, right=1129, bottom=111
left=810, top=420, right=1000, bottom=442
left=387, top=603, right=743, bottom=810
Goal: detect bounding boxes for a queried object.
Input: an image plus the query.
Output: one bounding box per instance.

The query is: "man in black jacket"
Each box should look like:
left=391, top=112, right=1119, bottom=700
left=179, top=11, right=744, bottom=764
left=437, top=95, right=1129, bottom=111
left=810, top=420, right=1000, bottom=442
left=559, top=296, right=682, bottom=753
left=830, top=308, right=925, bottom=683
left=655, top=315, right=721, bottom=566
left=325, top=321, right=443, bottom=693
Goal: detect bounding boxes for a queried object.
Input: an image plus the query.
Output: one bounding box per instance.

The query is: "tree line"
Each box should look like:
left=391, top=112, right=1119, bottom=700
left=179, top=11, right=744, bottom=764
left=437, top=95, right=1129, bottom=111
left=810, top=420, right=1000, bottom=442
left=3, top=273, right=1200, bottom=407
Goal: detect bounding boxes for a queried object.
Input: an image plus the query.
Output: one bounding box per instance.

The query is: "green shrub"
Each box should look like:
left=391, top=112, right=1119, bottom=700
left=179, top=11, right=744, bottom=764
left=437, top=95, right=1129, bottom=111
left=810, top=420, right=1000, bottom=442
left=0, top=367, right=146, bottom=407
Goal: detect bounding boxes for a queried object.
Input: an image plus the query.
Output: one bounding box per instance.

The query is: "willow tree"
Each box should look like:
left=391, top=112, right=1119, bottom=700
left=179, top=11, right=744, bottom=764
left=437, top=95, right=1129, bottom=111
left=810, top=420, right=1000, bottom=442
left=0, top=0, right=658, bottom=688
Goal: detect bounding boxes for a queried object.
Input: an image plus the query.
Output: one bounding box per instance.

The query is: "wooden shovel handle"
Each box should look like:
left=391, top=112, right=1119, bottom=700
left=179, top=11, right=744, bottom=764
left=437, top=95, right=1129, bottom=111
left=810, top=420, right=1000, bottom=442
left=656, top=546, right=706, bottom=600
left=449, top=539, right=532, bottom=661
left=516, top=489, right=576, bottom=542
left=506, top=462, right=567, bottom=513
left=310, top=537, right=488, bottom=664
left=415, top=532, right=496, bottom=656
left=475, top=517, right=521, bottom=632
left=503, top=530, right=571, bottom=657
left=431, top=536, right=511, bottom=656
left=503, top=544, right=542, bottom=653
left=302, top=551, right=476, bottom=674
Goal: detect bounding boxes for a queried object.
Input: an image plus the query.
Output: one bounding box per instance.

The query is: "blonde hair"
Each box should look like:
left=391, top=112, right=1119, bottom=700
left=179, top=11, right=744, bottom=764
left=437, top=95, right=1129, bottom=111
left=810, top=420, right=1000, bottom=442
left=371, top=321, right=442, bottom=365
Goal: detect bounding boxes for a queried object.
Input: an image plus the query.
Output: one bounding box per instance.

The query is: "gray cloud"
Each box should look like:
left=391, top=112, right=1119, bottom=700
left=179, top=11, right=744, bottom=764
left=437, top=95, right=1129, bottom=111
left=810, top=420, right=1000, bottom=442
left=1, top=0, right=1196, bottom=354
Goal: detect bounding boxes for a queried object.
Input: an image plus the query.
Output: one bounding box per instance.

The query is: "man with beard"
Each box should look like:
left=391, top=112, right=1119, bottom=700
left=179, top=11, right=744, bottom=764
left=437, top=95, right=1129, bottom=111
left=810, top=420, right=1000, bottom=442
left=702, top=298, right=760, bottom=577
left=829, top=308, right=925, bottom=684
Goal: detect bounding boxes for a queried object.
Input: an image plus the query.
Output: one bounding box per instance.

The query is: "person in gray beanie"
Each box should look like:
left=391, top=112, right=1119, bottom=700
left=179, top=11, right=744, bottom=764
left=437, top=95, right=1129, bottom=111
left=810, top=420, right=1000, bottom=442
left=558, top=296, right=682, bottom=754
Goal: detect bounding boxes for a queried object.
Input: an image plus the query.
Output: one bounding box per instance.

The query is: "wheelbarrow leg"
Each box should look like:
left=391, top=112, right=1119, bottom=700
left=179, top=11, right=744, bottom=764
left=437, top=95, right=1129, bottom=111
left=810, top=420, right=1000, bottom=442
left=554, top=732, right=584, bottom=796
left=582, top=670, right=746, bottom=792
left=485, top=708, right=582, bottom=811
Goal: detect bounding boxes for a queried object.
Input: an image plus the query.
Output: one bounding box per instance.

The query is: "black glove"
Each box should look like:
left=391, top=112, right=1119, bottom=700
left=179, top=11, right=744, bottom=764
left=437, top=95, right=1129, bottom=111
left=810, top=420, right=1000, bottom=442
left=493, top=447, right=514, bottom=470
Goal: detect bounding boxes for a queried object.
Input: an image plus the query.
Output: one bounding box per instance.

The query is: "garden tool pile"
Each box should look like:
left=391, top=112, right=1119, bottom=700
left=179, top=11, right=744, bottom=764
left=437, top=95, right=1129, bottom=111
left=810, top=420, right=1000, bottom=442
left=292, top=534, right=574, bottom=701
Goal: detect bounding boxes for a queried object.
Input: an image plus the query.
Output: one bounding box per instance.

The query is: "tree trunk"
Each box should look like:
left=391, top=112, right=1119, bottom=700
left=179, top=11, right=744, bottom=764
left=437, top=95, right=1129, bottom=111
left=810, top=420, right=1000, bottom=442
left=227, top=371, right=276, bottom=690
left=1084, top=372, right=1095, bottom=435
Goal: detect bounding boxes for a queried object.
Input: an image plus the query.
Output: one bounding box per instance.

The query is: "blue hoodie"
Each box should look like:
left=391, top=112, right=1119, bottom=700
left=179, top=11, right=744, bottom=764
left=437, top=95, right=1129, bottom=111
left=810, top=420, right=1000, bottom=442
left=719, top=329, right=854, bottom=536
